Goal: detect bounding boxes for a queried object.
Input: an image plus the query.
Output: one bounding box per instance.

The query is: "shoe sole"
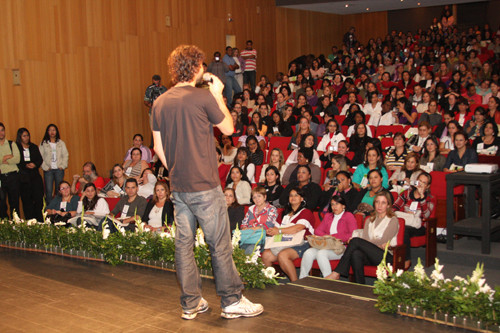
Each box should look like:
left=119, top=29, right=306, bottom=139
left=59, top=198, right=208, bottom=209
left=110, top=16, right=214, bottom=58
left=181, top=304, right=209, bottom=320
left=221, top=308, right=263, bottom=319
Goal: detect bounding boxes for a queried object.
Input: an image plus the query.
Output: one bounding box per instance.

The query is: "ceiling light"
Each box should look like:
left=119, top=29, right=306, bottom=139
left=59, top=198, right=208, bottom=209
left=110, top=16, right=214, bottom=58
left=417, top=2, right=421, bottom=5
left=345, top=4, right=349, bottom=7
left=366, top=8, right=369, bottom=11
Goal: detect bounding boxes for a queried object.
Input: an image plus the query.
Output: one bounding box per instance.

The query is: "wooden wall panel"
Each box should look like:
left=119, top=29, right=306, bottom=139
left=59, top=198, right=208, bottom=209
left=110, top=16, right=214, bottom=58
left=0, top=0, right=277, bottom=180
left=341, top=11, right=388, bottom=45
left=0, top=0, right=385, bottom=183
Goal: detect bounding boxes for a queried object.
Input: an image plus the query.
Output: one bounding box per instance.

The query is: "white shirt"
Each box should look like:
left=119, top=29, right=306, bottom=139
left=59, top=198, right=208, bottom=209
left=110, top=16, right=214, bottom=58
left=281, top=208, right=315, bottom=235
left=49, top=142, right=57, bottom=169
left=77, top=198, right=110, bottom=218
left=329, top=211, right=345, bottom=235
left=285, top=149, right=321, bottom=167
left=362, top=102, right=381, bottom=116
left=341, top=103, right=363, bottom=116
left=317, top=132, right=346, bottom=152
left=148, top=205, right=163, bottom=228
left=347, top=124, right=373, bottom=138
left=367, top=110, right=395, bottom=126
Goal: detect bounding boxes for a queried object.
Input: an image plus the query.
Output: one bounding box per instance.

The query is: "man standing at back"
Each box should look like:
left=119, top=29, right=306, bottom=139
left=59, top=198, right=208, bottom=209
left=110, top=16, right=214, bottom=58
left=151, top=45, right=263, bottom=320
left=240, top=40, right=257, bottom=91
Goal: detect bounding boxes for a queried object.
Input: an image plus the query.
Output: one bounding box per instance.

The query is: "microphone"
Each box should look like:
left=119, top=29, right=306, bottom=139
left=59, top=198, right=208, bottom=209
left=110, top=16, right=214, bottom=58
left=203, top=73, right=213, bottom=83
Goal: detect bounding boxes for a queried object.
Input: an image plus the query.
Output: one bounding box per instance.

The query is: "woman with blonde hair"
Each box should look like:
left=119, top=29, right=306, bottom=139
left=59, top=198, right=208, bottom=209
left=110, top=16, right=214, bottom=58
left=259, top=148, right=285, bottom=183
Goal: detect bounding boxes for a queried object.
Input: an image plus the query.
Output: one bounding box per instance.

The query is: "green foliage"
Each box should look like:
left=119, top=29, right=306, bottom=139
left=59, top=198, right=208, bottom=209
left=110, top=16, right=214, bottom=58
left=0, top=218, right=278, bottom=289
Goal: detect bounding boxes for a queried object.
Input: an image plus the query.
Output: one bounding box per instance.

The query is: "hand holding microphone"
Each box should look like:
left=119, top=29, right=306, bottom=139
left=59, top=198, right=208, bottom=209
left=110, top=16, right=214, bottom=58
left=203, top=73, right=224, bottom=96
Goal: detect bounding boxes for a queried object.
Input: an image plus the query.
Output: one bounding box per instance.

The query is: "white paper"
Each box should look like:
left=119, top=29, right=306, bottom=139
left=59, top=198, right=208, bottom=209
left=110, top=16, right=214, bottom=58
left=23, top=149, right=30, bottom=162
left=60, top=201, right=67, bottom=210
left=121, top=205, right=129, bottom=216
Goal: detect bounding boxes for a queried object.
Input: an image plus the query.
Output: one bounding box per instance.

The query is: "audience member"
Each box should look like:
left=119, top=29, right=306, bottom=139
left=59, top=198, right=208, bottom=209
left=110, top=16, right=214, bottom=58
left=40, top=124, right=68, bottom=203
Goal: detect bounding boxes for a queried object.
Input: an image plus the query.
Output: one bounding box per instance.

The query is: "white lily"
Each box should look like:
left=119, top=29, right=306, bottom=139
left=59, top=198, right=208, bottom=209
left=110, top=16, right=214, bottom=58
left=262, top=266, right=278, bottom=279
left=376, top=263, right=388, bottom=280
left=231, top=226, right=241, bottom=249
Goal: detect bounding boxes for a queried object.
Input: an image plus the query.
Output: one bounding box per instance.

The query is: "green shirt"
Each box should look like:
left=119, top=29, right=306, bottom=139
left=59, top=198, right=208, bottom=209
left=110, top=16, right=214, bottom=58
left=0, top=140, right=20, bottom=174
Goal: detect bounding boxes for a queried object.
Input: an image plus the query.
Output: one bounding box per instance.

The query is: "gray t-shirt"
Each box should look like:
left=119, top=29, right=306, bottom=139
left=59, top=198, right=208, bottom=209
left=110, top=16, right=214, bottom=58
left=151, top=85, right=224, bottom=193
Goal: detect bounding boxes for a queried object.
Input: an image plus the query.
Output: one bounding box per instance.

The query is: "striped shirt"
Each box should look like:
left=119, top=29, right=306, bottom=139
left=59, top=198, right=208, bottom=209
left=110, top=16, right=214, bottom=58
left=240, top=49, right=257, bottom=71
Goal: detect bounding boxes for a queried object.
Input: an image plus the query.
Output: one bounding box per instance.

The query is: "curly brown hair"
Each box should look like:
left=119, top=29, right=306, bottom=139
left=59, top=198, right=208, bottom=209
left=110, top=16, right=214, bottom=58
left=167, top=45, right=205, bottom=84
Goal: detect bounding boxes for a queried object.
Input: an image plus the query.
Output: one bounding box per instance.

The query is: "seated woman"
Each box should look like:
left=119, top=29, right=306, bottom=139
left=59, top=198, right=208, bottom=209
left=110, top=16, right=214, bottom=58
left=231, top=110, right=244, bottom=137
left=137, top=168, right=157, bottom=199
left=246, top=135, right=264, bottom=166
left=395, top=97, right=417, bottom=126
left=225, top=166, right=252, bottom=205
left=473, top=120, right=500, bottom=156
left=299, top=195, right=358, bottom=279
left=240, top=186, right=279, bottom=254
left=439, top=120, right=462, bottom=154
left=123, top=147, right=149, bottom=180
left=320, top=171, right=360, bottom=214
left=232, top=147, right=256, bottom=183
left=345, top=111, right=373, bottom=137
left=101, top=164, right=128, bottom=198
left=45, top=180, right=79, bottom=223
left=259, top=148, right=286, bottom=183
left=288, top=117, right=317, bottom=150
left=280, top=164, right=322, bottom=211
left=349, top=123, right=371, bottom=166
left=322, top=155, right=348, bottom=189
left=286, top=133, right=321, bottom=167
left=418, top=100, right=442, bottom=128
left=420, top=137, right=446, bottom=172
left=389, top=152, right=423, bottom=194
left=142, top=182, right=174, bottom=232
left=266, top=111, right=293, bottom=138
left=217, top=148, right=231, bottom=187
left=384, top=133, right=409, bottom=172
left=262, top=166, right=284, bottom=207
left=325, top=191, right=399, bottom=284
left=262, top=187, right=315, bottom=282
left=356, top=169, right=391, bottom=215
left=220, top=134, right=237, bottom=164
left=224, top=188, right=245, bottom=231
left=283, top=105, right=297, bottom=126
left=124, top=134, right=152, bottom=163
left=237, top=123, right=266, bottom=151
left=352, top=148, right=389, bottom=190
left=282, top=147, right=321, bottom=186
left=68, top=183, right=110, bottom=227
left=465, top=106, right=487, bottom=140
left=251, top=112, right=268, bottom=137
left=321, top=140, right=354, bottom=169
left=393, top=172, right=435, bottom=269
left=443, top=131, right=479, bottom=172
left=317, top=119, right=346, bottom=154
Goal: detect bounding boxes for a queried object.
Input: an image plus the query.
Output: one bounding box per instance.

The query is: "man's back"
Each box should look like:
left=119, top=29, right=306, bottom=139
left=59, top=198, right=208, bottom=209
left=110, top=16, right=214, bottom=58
left=151, top=86, right=224, bottom=193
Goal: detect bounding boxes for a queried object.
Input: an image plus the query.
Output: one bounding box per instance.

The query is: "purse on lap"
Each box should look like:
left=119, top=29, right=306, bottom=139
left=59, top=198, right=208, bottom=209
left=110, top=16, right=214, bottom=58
left=306, top=235, right=346, bottom=255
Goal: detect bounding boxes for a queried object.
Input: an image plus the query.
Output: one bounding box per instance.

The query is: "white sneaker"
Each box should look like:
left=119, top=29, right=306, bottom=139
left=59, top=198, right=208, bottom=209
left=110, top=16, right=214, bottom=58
left=221, top=296, right=264, bottom=319
left=181, top=297, right=209, bottom=320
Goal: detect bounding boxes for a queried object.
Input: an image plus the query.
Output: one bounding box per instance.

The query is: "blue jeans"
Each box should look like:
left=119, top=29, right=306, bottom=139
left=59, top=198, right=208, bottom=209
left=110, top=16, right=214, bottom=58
left=223, top=76, right=241, bottom=105
left=44, top=169, right=64, bottom=204
left=172, top=186, right=243, bottom=310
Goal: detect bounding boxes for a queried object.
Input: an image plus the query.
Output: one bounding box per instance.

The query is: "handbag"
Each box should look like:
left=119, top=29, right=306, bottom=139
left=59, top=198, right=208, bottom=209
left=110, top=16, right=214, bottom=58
left=238, top=228, right=266, bottom=246
left=306, top=235, right=346, bottom=255
left=395, top=211, right=422, bottom=229
left=264, top=229, right=306, bottom=249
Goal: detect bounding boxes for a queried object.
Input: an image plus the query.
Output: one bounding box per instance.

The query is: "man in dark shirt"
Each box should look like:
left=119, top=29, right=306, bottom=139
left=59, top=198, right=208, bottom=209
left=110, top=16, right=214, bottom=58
left=151, top=45, right=263, bottom=320
left=106, top=178, right=147, bottom=231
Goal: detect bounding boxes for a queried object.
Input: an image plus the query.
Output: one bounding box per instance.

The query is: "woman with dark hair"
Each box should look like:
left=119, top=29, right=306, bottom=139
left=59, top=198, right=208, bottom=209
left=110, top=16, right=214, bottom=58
left=242, top=89, right=256, bottom=110
left=216, top=148, right=231, bottom=187
left=280, top=164, right=322, bottom=210
left=317, top=119, right=346, bottom=164
left=266, top=111, right=293, bottom=138
left=420, top=137, right=446, bottom=171
left=473, top=121, right=500, bottom=155
left=305, top=86, right=318, bottom=107
left=353, top=148, right=389, bottom=190
left=262, top=165, right=284, bottom=206
left=300, top=194, right=357, bottom=279
left=40, top=124, right=69, bottom=203
left=237, top=123, right=266, bottom=151
left=124, top=133, right=152, bottom=163
left=280, top=85, right=295, bottom=105
left=439, top=120, right=462, bottom=154
left=394, top=172, right=435, bottom=269
left=395, top=97, right=417, bottom=125
left=320, top=170, right=360, bottom=214
left=283, top=105, right=297, bottom=126
left=293, top=94, right=308, bottom=116
left=326, top=191, right=399, bottom=284
left=262, top=187, right=316, bottom=282
left=16, top=128, right=44, bottom=221
left=224, top=187, right=245, bottom=231
left=346, top=110, right=373, bottom=137
left=226, top=166, right=252, bottom=205
left=286, top=133, right=321, bottom=167
left=288, top=116, right=316, bottom=150
left=443, top=131, right=478, bottom=172
left=389, top=152, right=423, bottom=193
left=246, top=135, right=264, bottom=166
left=310, top=59, right=326, bottom=80
left=230, top=110, right=244, bottom=137
left=142, top=182, right=175, bottom=231
left=45, top=180, right=79, bottom=223
left=232, top=147, right=255, bottom=183
left=486, top=96, right=500, bottom=124
left=101, top=164, right=128, bottom=198
left=349, top=123, right=371, bottom=166
left=123, top=147, right=149, bottom=180
left=220, top=134, right=237, bottom=164
left=465, top=106, right=487, bottom=139
left=68, top=183, right=110, bottom=227
left=454, top=98, right=472, bottom=127
left=251, top=112, right=267, bottom=137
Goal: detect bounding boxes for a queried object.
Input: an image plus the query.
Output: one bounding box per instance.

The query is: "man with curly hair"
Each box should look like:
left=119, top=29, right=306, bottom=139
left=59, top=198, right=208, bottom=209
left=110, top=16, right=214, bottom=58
left=151, top=45, right=263, bottom=320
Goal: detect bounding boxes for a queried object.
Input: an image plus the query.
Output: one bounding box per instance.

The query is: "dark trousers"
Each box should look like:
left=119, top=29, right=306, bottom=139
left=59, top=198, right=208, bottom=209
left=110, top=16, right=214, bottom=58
left=334, top=237, right=393, bottom=284
left=243, top=70, right=256, bottom=91
left=20, top=175, right=44, bottom=221
left=403, top=226, right=426, bottom=260
left=0, top=172, right=20, bottom=219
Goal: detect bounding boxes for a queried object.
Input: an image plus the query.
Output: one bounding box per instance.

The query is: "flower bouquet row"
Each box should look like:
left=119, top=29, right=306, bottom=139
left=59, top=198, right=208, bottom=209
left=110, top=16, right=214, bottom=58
left=374, top=246, right=500, bottom=331
left=0, top=212, right=279, bottom=289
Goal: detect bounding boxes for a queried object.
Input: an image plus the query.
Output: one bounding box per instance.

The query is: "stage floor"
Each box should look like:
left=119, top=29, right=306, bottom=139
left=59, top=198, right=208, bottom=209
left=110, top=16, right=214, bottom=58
left=0, top=248, right=453, bottom=332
